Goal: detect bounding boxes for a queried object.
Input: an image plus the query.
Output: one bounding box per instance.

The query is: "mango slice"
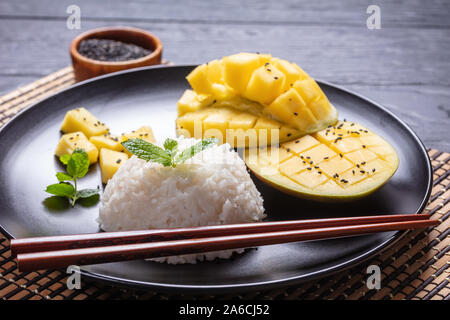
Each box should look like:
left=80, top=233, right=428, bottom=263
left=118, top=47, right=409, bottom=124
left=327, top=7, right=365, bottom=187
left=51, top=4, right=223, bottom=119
left=60, top=107, right=108, bottom=138
left=177, top=53, right=338, bottom=147
left=89, top=134, right=122, bottom=152
left=99, top=148, right=128, bottom=184
left=245, top=121, right=399, bottom=201
left=55, top=131, right=99, bottom=164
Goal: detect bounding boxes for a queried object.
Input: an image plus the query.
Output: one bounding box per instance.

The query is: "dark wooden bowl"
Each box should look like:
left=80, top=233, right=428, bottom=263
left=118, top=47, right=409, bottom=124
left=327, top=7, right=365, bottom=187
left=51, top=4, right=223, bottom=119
left=70, top=26, right=163, bottom=82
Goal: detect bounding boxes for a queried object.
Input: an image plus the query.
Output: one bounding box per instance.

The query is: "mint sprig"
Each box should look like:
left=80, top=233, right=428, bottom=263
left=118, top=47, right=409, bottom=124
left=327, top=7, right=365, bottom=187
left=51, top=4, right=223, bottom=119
left=122, top=138, right=217, bottom=167
left=46, top=149, right=100, bottom=207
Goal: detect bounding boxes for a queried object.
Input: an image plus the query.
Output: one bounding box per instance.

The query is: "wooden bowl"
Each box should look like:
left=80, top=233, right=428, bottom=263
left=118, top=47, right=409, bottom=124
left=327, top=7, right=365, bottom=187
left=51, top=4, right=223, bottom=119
left=70, top=26, right=163, bottom=82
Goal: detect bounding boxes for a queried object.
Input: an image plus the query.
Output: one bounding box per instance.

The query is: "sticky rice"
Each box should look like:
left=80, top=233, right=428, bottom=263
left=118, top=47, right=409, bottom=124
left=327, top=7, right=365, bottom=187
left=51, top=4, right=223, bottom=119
left=98, top=138, right=265, bottom=264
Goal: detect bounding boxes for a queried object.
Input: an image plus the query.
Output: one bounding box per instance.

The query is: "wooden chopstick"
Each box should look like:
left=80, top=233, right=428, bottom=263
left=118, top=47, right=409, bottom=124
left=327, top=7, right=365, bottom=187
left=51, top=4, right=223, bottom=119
left=16, top=219, right=438, bottom=272
left=11, top=213, right=430, bottom=256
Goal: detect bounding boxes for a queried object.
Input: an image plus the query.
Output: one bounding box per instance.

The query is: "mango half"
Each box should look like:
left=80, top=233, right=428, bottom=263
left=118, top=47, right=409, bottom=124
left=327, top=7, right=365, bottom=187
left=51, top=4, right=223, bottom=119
left=176, top=53, right=338, bottom=147
left=245, top=121, right=399, bottom=201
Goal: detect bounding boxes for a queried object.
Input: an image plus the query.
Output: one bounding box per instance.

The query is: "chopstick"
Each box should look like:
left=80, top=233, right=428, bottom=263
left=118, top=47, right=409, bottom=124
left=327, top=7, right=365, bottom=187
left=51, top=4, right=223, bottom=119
left=11, top=213, right=430, bottom=256
left=15, top=217, right=438, bottom=272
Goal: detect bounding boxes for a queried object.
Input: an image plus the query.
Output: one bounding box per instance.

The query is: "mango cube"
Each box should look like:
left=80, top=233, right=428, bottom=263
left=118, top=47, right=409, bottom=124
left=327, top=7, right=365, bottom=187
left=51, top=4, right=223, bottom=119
left=271, top=58, right=302, bottom=90
left=293, top=79, right=322, bottom=103
left=60, top=107, right=108, bottom=138
left=244, top=65, right=286, bottom=105
left=55, top=131, right=98, bottom=164
left=267, top=88, right=317, bottom=131
left=223, top=53, right=262, bottom=93
left=206, top=59, right=224, bottom=84
left=89, top=134, right=122, bottom=152
left=120, top=126, right=156, bottom=157
left=177, top=90, right=214, bottom=116
left=99, top=149, right=128, bottom=184
left=186, top=64, right=211, bottom=94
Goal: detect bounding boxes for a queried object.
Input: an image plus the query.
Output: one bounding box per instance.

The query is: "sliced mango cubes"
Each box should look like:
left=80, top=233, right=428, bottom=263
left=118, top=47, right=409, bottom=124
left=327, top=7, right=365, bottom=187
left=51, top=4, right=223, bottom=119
left=176, top=53, right=338, bottom=147
left=60, top=107, right=108, bottom=138
left=245, top=121, right=399, bottom=201
left=58, top=107, right=156, bottom=184
left=55, top=131, right=99, bottom=164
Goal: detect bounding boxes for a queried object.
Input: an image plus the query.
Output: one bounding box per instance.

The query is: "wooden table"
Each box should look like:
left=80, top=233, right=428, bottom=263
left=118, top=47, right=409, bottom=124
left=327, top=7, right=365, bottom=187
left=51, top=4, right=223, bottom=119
left=0, top=0, right=449, bottom=150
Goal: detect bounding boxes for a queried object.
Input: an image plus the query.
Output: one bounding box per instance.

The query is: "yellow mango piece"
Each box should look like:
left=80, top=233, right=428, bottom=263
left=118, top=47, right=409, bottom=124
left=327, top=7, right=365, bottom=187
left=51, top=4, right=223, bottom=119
left=228, top=112, right=258, bottom=129
left=60, top=107, right=108, bottom=138
left=55, top=131, right=98, bottom=164
left=186, top=64, right=211, bottom=94
left=308, top=95, right=333, bottom=120
left=89, top=134, right=122, bottom=152
left=245, top=121, right=399, bottom=201
left=206, top=59, right=224, bottom=84
left=177, top=90, right=215, bottom=116
left=293, top=79, right=322, bottom=103
left=203, top=108, right=237, bottom=143
left=120, top=126, right=156, bottom=157
left=244, top=65, right=286, bottom=105
left=210, top=83, right=236, bottom=100
left=253, top=117, right=281, bottom=145
left=99, top=148, right=128, bottom=184
left=223, top=53, right=262, bottom=92
left=281, top=135, right=320, bottom=154
left=267, top=88, right=318, bottom=132
left=271, top=58, right=302, bottom=90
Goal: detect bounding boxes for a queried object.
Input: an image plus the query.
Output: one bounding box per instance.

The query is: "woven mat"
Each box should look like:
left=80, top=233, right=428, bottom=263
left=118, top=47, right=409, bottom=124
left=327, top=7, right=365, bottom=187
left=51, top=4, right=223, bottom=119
left=0, top=67, right=449, bottom=300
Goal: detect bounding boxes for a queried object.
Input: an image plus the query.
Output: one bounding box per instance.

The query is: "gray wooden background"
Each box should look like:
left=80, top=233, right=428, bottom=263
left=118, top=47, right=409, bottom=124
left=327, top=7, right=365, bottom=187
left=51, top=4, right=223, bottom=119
left=0, top=0, right=449, bottom=150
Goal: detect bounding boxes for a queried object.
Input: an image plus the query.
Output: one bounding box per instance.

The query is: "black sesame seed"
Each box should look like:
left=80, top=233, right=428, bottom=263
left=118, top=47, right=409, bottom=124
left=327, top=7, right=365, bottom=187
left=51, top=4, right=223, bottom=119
left=287, top=133, right=292, bottom=137
left=307, top=167, right=312, bottom=170
left=339, top=153, right=343, bottom=158
left=362, top=145, right=366, bottom=148
left=116, top=159, right=122, bottom=164
left=294, top=112, right=298, bottom=116
left=295, top=140, right=299, bottom=143
left=324, top=156, right=329, bottom=160
left=372, top=168, right=376, bottom=172
left=286, top=148, right=290, bottom=152
left=360, top=170, right=365, bottom=174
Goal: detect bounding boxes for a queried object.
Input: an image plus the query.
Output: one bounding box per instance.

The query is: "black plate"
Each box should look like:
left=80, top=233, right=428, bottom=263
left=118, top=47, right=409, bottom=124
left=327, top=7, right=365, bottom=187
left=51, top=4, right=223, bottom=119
left=0, top=65, right=432, bottom=293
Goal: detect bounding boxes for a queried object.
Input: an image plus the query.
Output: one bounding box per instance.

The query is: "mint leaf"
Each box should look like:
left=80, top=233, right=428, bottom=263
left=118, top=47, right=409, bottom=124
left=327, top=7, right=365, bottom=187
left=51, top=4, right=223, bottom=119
left=174, top=138, right=217, bottom=164
left=59, top=154, right=71, bottom=165
left=164, top=138, right=178, bottom=154
left=56, top=172, right=73, bottom=182
left=46, top=183, right=75, bottom=197
left=122, top=139, right=172, bottom=167
left=77, top=188, right=100, bottom=199
left=67, top=149, right=89, bottom=178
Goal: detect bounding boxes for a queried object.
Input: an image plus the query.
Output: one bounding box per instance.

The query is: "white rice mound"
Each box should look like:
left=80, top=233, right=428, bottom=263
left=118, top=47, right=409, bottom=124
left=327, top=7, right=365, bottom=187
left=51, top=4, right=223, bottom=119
left=98, top=137, right=265, bottom=264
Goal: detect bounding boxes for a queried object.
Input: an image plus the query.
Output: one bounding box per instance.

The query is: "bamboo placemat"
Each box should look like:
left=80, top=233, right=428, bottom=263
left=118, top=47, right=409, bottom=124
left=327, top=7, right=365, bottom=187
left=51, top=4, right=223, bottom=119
left=0, top=67, right=448, bottom=300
